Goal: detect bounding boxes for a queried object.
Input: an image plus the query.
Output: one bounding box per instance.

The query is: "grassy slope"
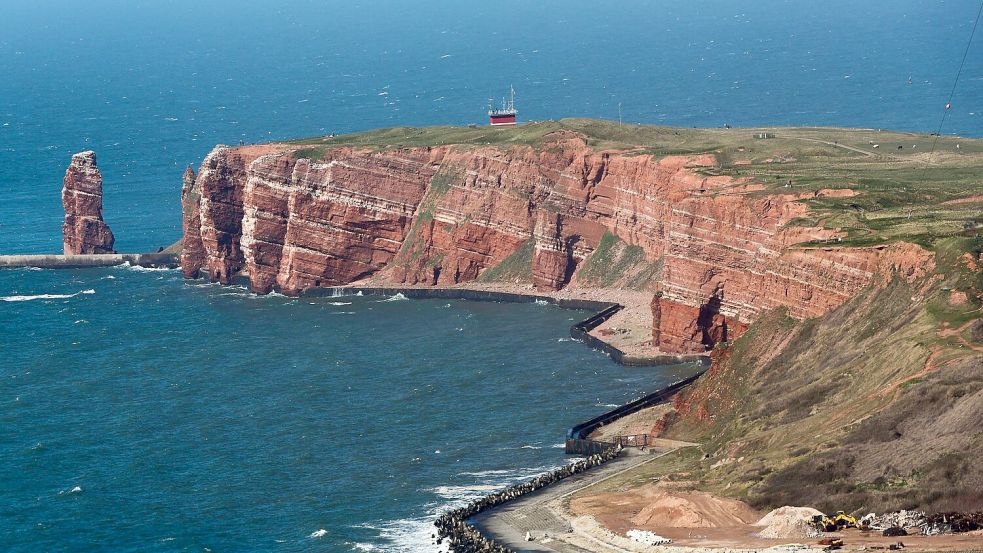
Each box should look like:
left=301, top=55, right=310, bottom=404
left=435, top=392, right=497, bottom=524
left=589, top=237, right=982, bottom=513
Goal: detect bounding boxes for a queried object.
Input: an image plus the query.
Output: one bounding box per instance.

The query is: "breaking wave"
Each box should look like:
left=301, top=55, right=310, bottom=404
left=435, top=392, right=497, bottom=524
left=378, top=293, right=408, bottom=302
left=352, top=462, right=568, bottom=552
left=1, top=289, right=95, bottom=302
left=115, top=262, right=177, bottom=272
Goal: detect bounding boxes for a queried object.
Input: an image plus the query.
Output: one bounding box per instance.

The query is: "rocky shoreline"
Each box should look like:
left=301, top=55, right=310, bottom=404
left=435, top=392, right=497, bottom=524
left=433, top=446, right=623, bottom=553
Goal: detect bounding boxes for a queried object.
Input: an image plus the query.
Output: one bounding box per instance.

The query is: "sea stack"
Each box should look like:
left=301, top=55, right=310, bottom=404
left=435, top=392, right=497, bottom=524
left=62, top=151, right=115, bottom=255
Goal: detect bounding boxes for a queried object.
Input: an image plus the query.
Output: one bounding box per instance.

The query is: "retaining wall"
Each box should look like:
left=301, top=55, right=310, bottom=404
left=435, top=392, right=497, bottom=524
left=565, top=371, right=706, bottom=453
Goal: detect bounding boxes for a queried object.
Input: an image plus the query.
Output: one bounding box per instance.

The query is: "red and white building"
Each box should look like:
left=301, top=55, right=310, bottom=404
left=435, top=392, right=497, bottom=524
left=488, top=86, right=517, bottom=126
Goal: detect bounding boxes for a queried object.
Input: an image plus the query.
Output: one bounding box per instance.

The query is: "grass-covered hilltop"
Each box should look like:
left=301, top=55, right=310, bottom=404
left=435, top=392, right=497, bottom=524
left=201, top=118, right=982, bottom=516
left=290, top=118, right=983, bottom=250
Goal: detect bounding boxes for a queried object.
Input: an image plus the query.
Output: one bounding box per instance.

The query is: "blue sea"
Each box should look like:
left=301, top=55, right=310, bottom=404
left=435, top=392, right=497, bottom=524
left=1, top=1, right=981, bottom=551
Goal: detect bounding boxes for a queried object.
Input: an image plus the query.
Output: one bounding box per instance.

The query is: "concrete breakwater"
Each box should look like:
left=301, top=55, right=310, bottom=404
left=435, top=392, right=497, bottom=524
left=565, top=372, right=706, bottom=455
left=433, top=446, right=624, bottom=553
left=433, top=375, right=703, bottom=552
left=0, top=252, right=180, bottom=270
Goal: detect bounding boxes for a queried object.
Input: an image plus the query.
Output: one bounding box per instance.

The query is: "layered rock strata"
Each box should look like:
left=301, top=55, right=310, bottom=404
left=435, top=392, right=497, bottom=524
left=181, top=132, right=933, bottom=353
left=62, top=151, right=115, bottom=255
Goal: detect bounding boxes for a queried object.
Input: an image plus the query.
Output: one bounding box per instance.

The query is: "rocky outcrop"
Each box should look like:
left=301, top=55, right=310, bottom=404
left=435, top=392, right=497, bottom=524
left=652, top=291, right=748, bottom=354
left=181, top=132, right=934, bottom=352
left=180, top=164, right=202, bottom=278
left=62, top=151, right=115, bottom=255
left=532, top=211, right=573, bottom=291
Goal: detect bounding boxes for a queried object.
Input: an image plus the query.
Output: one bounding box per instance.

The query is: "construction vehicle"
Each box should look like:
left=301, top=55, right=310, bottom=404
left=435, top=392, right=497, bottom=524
left=813, top=511, right=859, bottom=532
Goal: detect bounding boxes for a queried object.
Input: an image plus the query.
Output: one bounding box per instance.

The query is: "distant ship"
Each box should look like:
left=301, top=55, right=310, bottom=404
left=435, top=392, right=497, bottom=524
left=488, top=85, right=517, bottom=126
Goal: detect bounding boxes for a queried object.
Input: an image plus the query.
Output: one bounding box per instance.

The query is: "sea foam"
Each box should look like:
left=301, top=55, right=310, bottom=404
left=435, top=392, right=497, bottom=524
left=1, top=289, right=95, bottom=302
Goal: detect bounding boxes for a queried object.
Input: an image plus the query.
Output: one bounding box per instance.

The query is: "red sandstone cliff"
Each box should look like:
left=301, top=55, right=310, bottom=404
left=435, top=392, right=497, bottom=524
left=181, top=132, right=933, bottom=353
left=62, top=151, right=115, bottom=255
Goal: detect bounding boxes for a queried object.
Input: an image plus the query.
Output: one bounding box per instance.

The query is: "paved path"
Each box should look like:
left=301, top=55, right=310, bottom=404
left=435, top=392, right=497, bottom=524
left=786, top=136, right=879, bottom=158
left=470, top=449, right=680, bottom=553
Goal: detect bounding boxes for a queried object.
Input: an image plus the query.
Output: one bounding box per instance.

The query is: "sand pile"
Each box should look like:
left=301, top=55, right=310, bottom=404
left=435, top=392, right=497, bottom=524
left=629, top=488, right=761, bottom=528
left=755, top=506, right=824, bottom=538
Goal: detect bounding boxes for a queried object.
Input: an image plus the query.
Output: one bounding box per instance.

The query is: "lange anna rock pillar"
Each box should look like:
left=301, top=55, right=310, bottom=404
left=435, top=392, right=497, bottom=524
left=62, top=151, right=115, bottom=255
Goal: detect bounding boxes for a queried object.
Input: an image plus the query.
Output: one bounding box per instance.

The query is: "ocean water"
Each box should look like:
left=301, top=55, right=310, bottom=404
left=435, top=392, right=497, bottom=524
left=0, top=266, right=701, bottom=551
left=1, top=1, right=982, bottom=551
left=1, top=0, right=981, bottom=253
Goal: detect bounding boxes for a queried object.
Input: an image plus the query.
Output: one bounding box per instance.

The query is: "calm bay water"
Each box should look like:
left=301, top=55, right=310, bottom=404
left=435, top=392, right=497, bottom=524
left=2, top=1, right=982, bottom=551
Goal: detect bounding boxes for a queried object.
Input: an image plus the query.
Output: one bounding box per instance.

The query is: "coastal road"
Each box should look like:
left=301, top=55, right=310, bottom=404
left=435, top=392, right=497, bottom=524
left=470, top=448, right=681, bottom=553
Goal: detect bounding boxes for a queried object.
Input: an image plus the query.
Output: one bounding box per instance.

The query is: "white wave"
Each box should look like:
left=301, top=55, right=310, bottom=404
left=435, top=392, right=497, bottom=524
left=327, top=301, right=353, bottom=306
left=59, top=485, right=83, bottom=495
left=115, top=262, right=177, bottom=272
left=431, top=483, right=502, bottom=496
left=331, top=311, right=356, bottom=315
left=520, top=444, right=542, bottom=449
left=456, top=468, right=515, bottom=478
left=557, top=337, right=572, bottom=342
left=377, top=293, right=408, bottom=302
left=552, top=443, right=566, bottom=449
left=310, top=529, right=328, bottom=538
left=534, top=299, right=550, bottom=305
left=329, top=289, right=364, bottom=298
left=353, top=517, right=450, bottom=553
left=455, top=464, right=556, bottom=480
left=1, top=289, right=94, bottom=302
left=354, top=460, right=570, bottom=553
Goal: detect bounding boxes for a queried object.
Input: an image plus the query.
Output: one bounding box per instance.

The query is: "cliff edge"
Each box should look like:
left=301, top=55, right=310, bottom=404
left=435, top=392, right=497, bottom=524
left=180, top=121, right=953, bottom=355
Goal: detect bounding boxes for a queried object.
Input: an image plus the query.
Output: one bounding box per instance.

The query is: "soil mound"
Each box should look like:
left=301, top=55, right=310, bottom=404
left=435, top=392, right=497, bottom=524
left=629, top=487, right=761, bottom=528
left=755, top=506, right=824, bottom=538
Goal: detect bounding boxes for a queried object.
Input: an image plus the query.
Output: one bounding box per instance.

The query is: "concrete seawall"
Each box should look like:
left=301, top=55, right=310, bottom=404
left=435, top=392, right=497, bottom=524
left=0, top=252, right=180, bottom=270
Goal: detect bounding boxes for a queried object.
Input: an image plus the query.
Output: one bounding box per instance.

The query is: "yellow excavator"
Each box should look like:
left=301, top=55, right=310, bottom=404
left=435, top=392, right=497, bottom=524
left=812, top=511, right=859, bottom=532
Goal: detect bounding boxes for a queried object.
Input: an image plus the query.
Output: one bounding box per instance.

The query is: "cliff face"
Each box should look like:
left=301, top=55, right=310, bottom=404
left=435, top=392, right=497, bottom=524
left=62, top=151, right=115, bottom=255
left=181, top=132, right=932, bottom=352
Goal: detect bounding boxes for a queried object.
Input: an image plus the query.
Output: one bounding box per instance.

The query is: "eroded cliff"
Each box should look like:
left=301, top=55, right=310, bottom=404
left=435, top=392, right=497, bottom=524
left=181, top=129, right=934, bottom=353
